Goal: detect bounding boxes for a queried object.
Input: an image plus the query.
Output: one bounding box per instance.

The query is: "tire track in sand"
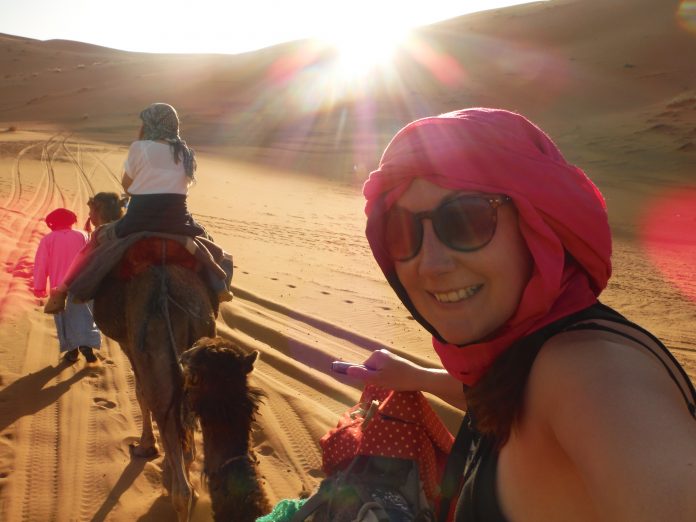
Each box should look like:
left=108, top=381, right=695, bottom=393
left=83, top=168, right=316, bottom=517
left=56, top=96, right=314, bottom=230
left=0, top=135, right=64, bottom=324
left=1, top=142, right=38, bottom=212
left=86, top=149, right=123, bottom=189
left=24, top=135, right=65, bottom=217
left=60, top=139, right=96, bottom=212
left=9, top=318, right=106, bottom=522
left=14, top=319, right=63, bottom=522
left=54, top=361, right=99, bottom=520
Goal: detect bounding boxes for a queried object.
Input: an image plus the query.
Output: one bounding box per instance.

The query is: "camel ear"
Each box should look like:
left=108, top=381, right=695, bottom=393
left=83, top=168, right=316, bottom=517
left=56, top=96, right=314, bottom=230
left=244, top=351, right=259, bottom=374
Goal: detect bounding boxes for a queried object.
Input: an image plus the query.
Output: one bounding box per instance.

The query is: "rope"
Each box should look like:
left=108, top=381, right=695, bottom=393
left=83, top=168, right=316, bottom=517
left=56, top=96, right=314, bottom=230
left=157, top=240, right=188, bottom=445
left=167, top=293, right=204, bottom=319
left=159, top=240, right=184, bottom=373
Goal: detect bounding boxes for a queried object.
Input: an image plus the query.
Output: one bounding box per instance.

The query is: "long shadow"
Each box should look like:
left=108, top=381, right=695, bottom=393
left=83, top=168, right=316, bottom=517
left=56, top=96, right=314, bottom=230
left=135, top=494, right=178, bottom=521
left=0, top=362, right=90, bottom=432
left=89, top=457, right=150, bottom=522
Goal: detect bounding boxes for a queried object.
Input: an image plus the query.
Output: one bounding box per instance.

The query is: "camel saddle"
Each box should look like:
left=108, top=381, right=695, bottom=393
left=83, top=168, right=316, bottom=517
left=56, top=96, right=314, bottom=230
left=117, top=237, right=200, bottom=280
left=68, top=226, right=229, bottom=303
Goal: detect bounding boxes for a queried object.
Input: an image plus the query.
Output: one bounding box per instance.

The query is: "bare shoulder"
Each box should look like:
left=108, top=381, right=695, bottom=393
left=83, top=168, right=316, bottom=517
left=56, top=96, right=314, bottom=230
left=520, top=323, right=696, bottom=521
left=534, top=326, right=662, bottom=377
left=525, top=326, right=693, bottom=422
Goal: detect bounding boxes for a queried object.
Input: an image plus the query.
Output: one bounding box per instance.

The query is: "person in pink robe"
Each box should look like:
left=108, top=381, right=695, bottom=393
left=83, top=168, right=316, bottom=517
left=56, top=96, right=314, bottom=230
left=33, top=208, right=101, bottom=364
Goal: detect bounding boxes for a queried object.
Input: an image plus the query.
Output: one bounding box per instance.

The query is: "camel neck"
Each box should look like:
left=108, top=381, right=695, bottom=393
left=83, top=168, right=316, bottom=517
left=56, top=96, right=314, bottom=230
left=199, top=418, right=251, bottom=472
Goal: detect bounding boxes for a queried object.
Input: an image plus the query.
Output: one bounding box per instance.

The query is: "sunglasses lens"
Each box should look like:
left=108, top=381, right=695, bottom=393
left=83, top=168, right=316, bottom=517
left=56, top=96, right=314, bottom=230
left=436, top=197, right=497, bottom=251
left=383, top=196, right=503, bottom=261
left=384, top=207, right=421, bottom=261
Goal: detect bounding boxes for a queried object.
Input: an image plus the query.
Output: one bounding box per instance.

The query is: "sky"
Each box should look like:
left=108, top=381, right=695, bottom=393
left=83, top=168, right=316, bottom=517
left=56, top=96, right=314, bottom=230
left=0, top=0, right=542, bottom=55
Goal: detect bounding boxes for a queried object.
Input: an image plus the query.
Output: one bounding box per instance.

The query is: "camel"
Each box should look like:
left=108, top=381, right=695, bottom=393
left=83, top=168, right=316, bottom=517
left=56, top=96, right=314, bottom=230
left=93, top=241, right=217, bottom=522
left=180, top=336, right=271, bottom=522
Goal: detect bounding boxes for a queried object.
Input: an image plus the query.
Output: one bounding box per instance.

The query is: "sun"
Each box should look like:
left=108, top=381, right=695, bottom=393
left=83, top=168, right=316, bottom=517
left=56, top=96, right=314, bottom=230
left=319, top=25, right=409, bottom=79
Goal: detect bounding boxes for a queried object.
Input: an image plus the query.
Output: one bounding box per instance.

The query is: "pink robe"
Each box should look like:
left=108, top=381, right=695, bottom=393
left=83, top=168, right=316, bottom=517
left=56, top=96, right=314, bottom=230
left=33, top=228, right=89, bottom=293
left=34, top=227, right=101, bottom=353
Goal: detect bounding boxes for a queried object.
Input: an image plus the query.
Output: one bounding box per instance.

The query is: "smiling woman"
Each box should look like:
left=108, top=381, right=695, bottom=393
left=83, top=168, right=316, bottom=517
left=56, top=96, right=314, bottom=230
left=344, top=107, right=696, bottom=522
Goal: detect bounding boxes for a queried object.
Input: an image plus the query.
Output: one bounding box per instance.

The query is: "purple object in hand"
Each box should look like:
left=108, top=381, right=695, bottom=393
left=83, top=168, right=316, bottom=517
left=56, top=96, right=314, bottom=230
left=331, top=361, right=367, bottom=374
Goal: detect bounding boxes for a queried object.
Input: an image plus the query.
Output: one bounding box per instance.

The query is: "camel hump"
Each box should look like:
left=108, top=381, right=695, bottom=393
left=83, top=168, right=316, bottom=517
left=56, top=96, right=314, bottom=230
left=118, top=237, right=200, bottom=280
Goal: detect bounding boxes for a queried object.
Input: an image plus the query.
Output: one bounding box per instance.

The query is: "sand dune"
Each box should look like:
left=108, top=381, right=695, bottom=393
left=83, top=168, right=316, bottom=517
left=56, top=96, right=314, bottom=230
left=0, top=0, right=694, bottom=519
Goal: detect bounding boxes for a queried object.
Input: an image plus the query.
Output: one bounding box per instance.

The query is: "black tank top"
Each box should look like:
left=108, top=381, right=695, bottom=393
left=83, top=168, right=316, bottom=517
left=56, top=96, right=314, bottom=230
left=439, top=302, right=696, bottom=522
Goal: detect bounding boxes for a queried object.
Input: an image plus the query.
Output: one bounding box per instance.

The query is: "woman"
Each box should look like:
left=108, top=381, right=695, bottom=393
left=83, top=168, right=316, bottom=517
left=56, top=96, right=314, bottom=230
left=117, top=102, right=206, bottom=238
left=343, top=108, right=696, bottom=521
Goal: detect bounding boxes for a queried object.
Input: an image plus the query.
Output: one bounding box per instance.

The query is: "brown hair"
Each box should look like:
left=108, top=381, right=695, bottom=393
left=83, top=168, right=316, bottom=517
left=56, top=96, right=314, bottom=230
left=87, top=192, right=127, bottom=229
left=465, top=294, right=587, bottom=446
left=464, top=338, right=541, bottom=446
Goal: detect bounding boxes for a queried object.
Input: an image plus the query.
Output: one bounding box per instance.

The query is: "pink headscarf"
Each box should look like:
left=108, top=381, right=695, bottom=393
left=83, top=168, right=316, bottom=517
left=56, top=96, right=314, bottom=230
left=363, top=108, right=612, bottom=385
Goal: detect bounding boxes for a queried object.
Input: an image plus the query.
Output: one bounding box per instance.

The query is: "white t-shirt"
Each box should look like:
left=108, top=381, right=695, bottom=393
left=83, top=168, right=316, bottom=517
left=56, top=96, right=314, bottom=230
left=123, top=140, right=190, bottom=195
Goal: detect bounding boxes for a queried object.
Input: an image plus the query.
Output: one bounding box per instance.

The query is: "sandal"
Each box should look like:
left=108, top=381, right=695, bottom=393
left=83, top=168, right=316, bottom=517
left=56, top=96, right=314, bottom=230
left=79, top=346, right=98, bottom=363
left=44, top=289, right=68, bottom=314
left=217, top=289, right=234, bottom=303
left=63, top=349, right=79, bottom=364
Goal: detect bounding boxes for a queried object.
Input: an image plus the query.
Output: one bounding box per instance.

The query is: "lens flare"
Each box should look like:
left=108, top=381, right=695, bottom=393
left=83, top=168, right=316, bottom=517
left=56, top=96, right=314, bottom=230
left=322, top=27, right=409, bottom=82
left=403, top=37, right=467, bottom=87
left=678, top=1, right=696, bottom=34
left=639, top=186, right=696, bottom=304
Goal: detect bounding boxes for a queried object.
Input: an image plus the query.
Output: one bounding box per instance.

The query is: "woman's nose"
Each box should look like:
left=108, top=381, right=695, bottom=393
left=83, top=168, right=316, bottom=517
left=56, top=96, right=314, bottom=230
left=417, top=220, right=456, bottom=275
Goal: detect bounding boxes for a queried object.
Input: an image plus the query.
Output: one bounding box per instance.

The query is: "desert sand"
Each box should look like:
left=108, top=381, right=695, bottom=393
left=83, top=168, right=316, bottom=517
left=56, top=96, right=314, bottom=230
left=0, top=0, right=694, bottom=520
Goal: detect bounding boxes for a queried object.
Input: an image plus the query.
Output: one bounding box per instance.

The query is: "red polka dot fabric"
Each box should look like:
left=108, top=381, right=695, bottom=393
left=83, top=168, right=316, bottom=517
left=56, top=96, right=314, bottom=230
left=320, top=384, right=454, bottom=503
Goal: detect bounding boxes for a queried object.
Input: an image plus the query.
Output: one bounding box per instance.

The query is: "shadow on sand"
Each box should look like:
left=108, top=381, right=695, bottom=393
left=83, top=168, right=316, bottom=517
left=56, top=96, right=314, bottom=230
left=135, top=494, right=178, bottom=521
left=0, top=362, right=91, bottom=432
left=89, top=457, right=154, bottom=522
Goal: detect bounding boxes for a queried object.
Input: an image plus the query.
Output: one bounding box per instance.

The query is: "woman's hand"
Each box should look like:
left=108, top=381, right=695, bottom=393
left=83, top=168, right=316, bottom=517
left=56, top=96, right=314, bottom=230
left=345, top=349, right=425, bottom=391
left=344, top=349, right=467, bottom=410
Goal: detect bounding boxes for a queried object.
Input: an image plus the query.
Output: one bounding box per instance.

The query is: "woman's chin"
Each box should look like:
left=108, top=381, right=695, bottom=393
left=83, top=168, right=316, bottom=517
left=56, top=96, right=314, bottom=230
left=439, top=328, right=480, bottom=346
left=437, top=320, right=501, bottom=346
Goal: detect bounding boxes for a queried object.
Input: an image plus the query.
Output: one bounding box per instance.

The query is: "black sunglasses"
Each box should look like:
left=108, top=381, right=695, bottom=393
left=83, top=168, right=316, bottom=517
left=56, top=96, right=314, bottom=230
left=384, top=194, right=512, bottom=261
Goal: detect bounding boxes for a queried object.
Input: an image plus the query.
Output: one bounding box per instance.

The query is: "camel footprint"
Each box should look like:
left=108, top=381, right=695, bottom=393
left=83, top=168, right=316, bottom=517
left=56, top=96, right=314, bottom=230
left=93, top=397, right=116, bottom=409
left=308, top=468, right=324, bottom=479
left=255, top=444, right=275, bottom=457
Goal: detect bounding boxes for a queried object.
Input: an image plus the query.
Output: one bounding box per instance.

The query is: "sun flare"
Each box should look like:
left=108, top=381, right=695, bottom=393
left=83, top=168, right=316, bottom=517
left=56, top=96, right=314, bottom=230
left=320, top=26, right=409, bottom=79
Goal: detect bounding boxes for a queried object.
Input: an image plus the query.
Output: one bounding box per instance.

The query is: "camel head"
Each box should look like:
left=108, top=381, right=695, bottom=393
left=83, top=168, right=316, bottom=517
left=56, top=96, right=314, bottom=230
left=180, top=337, right=271, bottom=521
left=180, top=336, right=263, bottom=422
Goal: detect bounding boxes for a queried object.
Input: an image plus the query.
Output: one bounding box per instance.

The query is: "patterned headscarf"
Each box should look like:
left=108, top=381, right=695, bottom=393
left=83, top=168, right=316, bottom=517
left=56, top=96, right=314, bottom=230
left=363, top=108, right=612, bottom=385
left=139, top=103, right=197, bottom=178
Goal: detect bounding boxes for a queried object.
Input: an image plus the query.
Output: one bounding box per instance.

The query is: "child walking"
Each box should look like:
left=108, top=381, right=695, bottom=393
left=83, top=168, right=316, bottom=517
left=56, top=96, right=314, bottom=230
left=33, top=208, right=101, bottom=364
